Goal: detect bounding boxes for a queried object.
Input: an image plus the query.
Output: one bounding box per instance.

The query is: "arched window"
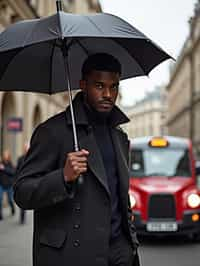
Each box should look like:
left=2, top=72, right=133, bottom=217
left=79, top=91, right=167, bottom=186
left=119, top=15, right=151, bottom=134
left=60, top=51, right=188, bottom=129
left=1, top=93, right=16, bottom=159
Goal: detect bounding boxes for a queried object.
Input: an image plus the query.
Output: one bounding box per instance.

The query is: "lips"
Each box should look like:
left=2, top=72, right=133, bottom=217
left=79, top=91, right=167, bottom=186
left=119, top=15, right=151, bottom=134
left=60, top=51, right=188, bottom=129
left=99, top=101, right=113, bottom=107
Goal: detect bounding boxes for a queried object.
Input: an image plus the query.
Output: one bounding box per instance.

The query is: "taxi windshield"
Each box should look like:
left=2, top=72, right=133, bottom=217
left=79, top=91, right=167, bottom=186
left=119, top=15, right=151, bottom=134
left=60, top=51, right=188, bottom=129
left=130, top=148, right=191, bottom=178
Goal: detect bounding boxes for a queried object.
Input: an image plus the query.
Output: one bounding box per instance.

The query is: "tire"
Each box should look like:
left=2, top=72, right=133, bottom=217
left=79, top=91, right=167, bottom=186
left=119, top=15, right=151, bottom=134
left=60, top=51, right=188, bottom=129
left=191, top=232, right=200, bottom=243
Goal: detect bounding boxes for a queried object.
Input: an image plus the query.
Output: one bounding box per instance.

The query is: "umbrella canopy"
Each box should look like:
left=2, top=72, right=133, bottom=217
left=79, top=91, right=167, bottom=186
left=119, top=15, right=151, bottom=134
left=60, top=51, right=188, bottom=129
left=0, top=10, right=171, bottom=93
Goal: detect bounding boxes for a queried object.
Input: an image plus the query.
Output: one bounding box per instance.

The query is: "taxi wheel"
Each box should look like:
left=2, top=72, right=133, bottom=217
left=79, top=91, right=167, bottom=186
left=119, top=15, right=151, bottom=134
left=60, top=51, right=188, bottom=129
left=191, top=233, right=200, bottom=243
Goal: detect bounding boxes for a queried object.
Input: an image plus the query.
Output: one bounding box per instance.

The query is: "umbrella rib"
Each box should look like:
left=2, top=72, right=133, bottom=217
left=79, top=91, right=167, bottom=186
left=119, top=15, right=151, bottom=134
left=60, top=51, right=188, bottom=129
left=74, top=39, right=89, bottom=56
left=85, top=16, right=105, bottom=34
left=49, top=40, right=57, bottom=94
left=65, top=39, right=74, bottom=51
left=22, top=19, right=41, bottom=47
left=113, top=38, right=148, bottom=76
left=0, top=48, right=23, bottom=82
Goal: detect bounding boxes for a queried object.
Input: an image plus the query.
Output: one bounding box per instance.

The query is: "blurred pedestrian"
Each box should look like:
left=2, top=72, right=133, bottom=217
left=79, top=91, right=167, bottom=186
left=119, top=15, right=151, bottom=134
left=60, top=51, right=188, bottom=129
left=14, top=53, right=140, bottom=266
left=0, top=149, right=15, bottom=220
left=16, top=143, right=29, bottom=224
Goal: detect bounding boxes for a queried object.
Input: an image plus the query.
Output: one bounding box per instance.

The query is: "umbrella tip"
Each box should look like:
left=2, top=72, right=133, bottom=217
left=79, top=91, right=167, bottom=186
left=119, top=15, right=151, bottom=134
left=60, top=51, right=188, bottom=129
left=56, top=0, right=63, bottom=12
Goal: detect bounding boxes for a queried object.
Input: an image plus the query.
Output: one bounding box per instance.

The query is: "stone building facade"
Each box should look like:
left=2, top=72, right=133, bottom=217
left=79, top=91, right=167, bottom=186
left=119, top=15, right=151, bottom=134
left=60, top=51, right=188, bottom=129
left=122, top=87, right=168, bottom=139
left=167, top=1, right=200, bottom=159
left=0, top=0, right=101, bottom=162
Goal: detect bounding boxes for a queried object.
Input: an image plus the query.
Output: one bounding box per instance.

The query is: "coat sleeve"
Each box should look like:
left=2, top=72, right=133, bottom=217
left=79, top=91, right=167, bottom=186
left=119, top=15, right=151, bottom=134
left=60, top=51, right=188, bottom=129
left=14, top=122, right=72, bottom=210
left=2, top=163, right=15, bottom=176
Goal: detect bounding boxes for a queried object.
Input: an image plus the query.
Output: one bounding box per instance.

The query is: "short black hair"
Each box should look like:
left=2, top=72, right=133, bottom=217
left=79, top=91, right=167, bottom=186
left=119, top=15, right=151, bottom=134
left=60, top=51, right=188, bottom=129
left=81, top=53, right=121, bottom=79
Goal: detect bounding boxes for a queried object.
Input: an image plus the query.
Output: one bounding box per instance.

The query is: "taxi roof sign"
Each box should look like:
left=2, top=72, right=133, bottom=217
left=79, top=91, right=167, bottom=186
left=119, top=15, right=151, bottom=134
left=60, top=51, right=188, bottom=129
left=149, top=137, right=169, bottom=148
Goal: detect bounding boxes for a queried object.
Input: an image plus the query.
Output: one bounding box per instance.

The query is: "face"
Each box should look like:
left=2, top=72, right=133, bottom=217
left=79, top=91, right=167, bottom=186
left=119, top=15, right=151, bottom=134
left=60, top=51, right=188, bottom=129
left=3, top=150, right=11, bottom=161
left=80, top=70, right=120, bottom=113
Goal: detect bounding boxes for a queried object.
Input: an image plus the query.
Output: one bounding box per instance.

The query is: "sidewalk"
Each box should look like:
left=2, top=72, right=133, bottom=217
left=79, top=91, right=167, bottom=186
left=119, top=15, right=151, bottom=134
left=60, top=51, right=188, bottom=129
left=0, top=207, right=33, bottom=266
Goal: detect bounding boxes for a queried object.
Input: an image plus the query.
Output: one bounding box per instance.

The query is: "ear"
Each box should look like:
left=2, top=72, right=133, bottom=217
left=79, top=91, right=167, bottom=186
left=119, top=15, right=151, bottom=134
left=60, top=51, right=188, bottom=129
left=79, top=80, right=86, bottom=92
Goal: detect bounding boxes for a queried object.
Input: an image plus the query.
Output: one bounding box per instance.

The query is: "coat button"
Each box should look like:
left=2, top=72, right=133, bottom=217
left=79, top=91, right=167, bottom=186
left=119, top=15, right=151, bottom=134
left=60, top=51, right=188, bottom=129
left=73, top=240, right=80, bottom=247
left=73, top=224, right=80, bottom=230
left=75, top=205, right=80, bottom=212
left=53, top=196, right=62, bottom=203
left=103, top=200, right=108, bottom=206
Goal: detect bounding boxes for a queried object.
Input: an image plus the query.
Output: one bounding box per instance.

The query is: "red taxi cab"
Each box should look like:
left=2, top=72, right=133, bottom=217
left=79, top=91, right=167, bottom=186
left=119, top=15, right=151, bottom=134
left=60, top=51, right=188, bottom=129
left=129, top=136, right=200, bottom=240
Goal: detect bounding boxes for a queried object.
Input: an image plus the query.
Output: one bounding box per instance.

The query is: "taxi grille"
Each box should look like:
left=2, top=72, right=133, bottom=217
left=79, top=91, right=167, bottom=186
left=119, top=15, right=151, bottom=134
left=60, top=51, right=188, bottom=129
left=148, top=194, right=176, bottom=219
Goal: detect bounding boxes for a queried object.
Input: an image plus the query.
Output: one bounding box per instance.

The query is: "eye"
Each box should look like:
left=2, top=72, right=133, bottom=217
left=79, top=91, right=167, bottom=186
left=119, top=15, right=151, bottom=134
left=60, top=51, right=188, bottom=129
left=112, top=84, right=119, bottom=90
left=95, top=83, right=104, bottom=89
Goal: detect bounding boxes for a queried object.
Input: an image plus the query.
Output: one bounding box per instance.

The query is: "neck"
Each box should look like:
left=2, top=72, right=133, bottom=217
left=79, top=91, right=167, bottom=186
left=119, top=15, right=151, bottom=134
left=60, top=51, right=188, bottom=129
left=84, top=101, right=111, bottom=124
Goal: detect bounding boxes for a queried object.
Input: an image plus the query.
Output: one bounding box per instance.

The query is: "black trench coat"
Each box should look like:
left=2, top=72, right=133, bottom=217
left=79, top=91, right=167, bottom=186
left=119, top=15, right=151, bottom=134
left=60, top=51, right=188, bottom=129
left=14, top=93, right=140, bottom=266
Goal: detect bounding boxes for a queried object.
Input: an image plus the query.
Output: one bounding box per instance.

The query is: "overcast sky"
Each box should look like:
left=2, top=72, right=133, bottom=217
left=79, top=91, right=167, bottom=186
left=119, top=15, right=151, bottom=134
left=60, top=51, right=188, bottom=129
left=99, top=0, right=197, bottom=106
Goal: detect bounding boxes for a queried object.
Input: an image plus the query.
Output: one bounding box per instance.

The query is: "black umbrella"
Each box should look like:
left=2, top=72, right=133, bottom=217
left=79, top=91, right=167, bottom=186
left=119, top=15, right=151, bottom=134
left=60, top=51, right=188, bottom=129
left=0, top=0, right=171, bottom=156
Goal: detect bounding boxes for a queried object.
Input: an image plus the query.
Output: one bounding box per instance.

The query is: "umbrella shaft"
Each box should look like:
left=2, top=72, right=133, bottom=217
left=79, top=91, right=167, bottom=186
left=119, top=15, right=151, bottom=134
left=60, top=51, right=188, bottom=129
left=56, top=1, right=62, bottom=12
left=62, top=43, right=79, bottom=152
left=67, top=81, right=79, bottom=152
left=62, top=43, right=84, bottom=186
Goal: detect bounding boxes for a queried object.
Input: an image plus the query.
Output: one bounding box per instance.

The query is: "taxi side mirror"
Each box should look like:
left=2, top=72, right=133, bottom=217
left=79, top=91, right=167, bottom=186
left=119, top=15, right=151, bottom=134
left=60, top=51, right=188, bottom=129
left=196, top=167, right=200, bottom=175
left=196, top=163, right=200, bottom=188
left=196, top=161, right=200, bottom=175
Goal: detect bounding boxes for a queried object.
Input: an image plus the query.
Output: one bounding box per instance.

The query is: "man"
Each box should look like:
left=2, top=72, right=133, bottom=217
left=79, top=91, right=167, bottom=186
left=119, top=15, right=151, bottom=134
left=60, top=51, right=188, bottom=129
left=16, top=143, right=29, bottom=224
left=14, top=53, right=140, bottom=266
left=0, top=150, right=15, bottom=220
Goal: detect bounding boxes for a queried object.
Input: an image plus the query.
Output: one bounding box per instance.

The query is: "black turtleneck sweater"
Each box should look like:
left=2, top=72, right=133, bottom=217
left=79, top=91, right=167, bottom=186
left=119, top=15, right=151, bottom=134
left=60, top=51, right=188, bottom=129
left=84, top=104, right=122, bottom=241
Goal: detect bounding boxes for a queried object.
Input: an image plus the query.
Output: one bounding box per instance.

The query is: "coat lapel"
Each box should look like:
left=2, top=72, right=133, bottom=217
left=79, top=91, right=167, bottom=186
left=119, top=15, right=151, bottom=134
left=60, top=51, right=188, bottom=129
left=110, top=128, right=130, bottom=211
left=78, top=128, right=110, bottom=197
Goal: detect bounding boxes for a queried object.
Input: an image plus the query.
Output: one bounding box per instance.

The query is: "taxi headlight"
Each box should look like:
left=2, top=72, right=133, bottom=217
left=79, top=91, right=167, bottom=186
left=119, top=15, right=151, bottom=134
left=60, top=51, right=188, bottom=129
left=129, top=194, right=136, bottom=208
left=187, top=194, right=200, bottom=208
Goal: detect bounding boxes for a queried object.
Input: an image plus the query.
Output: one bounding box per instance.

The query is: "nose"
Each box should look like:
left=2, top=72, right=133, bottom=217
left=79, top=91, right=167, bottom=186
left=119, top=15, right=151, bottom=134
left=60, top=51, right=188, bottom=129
left=102, top=87, right=111, bottom=98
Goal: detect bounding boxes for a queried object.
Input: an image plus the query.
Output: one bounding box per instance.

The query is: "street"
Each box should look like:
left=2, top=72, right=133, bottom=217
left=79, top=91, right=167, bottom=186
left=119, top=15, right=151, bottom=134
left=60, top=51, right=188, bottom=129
left=0, top=207, right=200, bottom=266
left=140, top=236, right=200, bottom=266
left=0, top=207, right=32, bottom=266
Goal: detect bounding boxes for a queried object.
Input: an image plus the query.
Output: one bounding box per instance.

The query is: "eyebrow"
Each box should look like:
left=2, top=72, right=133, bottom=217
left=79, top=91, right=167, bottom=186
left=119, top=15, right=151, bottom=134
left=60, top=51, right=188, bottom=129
left=95, top=81, right=119, bottom=86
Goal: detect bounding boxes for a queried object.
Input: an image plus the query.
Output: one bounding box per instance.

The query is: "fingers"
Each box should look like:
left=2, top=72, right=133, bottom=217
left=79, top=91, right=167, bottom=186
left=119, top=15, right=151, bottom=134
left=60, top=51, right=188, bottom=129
left=67, top=150, right=89, bottom=164
left=68, top=151, right=88, bottom=172
left=72, top=165, right=87, bottom=175
left=68, top=149, right=89, bottom=157
left=70, top=161, right=87, bottom=170
left=64, top=149, right=89, bottom=182
left=68, top=154, right=88, bottom=162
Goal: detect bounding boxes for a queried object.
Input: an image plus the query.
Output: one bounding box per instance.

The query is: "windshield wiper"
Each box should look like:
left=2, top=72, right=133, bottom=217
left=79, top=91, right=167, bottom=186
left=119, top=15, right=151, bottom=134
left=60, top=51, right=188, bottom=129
left=147, top=173, right=171, bottom=177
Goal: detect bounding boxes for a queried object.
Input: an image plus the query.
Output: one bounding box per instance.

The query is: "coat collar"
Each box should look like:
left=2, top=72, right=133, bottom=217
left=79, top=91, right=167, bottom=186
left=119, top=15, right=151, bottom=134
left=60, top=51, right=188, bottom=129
left=65, top=92, right=130, bottom=127
left=65, top=92, right=130, bottom=199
